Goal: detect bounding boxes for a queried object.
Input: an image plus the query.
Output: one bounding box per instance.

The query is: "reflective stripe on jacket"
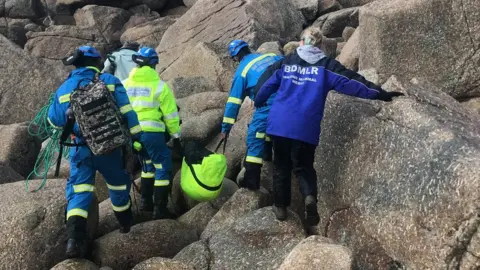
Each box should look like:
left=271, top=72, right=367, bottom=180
left=123, top=66, right=180, bottom=137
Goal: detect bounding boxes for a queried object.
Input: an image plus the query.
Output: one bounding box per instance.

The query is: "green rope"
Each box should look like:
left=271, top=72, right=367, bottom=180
left=26, top=94, right=70, bottom=192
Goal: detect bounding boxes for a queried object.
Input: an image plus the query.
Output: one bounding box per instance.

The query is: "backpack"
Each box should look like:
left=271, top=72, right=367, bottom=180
left=180, top=140, right=227, bottom=202
left=68, top=73, right=130, bottom=156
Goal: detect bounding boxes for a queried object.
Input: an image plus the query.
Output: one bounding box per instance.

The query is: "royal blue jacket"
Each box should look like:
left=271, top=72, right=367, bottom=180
left=255, top=45, right=383, bottom=145
left=221, top=53, right=283, bottom=133
left=48, top=66, right=142, bottom=143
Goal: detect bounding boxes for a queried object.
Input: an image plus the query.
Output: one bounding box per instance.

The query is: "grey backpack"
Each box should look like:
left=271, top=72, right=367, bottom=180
left=69, top=73, right=130, bottom=156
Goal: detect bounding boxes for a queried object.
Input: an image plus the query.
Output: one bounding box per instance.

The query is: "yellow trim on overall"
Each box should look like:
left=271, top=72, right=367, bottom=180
left=227, top=97, right=242, bottom=105
left=106, top=84, right=115, bottom=92
left=145, top=160, right=152, bottom=164
left=106, top=183, right=127, bottom=191
left=256, top=132, right=266, bottom=139
left=120, top=104, right=133, bottom=114
left=59, top=94, right=70, bottom=104
left=130, top=125, right=142, bottom=135
left=241, top=53, right=276, bottom=77
left=246, top=156, right=263, bottom=164
left=112, top=200, right=131, bottom=212
left=154, top=163, right=163, bottom=169
left=67, top=208, right=88, bottom=220
left=223, top=117, right=235, bottom=124
left=73, top=184, right=94, bottom=193
left=154, top=180, right=170, bottom=187
left=141, top=172, right=155, bottom=178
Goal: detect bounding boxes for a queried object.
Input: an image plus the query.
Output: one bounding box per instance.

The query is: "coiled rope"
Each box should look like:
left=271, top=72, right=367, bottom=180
left=25, top=94, right=70, bottom=192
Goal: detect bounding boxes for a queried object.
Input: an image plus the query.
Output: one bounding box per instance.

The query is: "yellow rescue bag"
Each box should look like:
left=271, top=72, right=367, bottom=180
left=180, top=140, right=227, bottom=202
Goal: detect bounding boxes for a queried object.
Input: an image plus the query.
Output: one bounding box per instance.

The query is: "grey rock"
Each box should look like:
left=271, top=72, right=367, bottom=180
left=0, top=123, right=40, bottom=182
left=159, top=5, right=188, bottom=16
left=141, top=0, right=168, bottom=11
left=314, top=7, right=359, bottom=37
left=318, top=0, right=343, bottom=14
left=74, top=5, right=132, bottom=45
left=160, top=42, right=237, bottom=93
left=0, top=35, right=64, bottom=124
left=178, top=202, right=218, bottom=237
left=358, top=68, right=381, bottom=85
left=316, top=76, right=480, bottom=269
left=461, top=97, right=480, bottom=115
left=337, top=0, right=375, bottom=8
left=0, top=180, right=98, bottom=269
left=173, top=241, right=210, bottom=270
left=342, top=26, right=356, bottom=41
left=132, top=257, right=194, bottom=270
left=359, top=0, right=480, bottom=98
left=0, top=17, right=32, bottom=47
left=157, top=0, right=305, bottom=73
left=122, top=13, right=160, bottom=32
left=208, top=207, right=305, bottom=269
left=183, top=0, right=196, bottom=8
left=289, top=0, right=318, bottom=21
left=121, top=16, right=176, bottom=48
left=279, top=236, right=353, bottom=270
left=283, top=41, right=300, bottom=56
left=201, top=188, right=272, bottom=240
left=337, top=27, right=360, bottom=70
left=128, top=4, right=152, bottom=14
left=93, top=219, right=198, bottom=270
left=4, top=0, right=46, bottom=19
left=256, top=41, right=283, bottom=55
left=51, top=259, right=100, bottom=270
left=168, top=76, right=218, bottom=99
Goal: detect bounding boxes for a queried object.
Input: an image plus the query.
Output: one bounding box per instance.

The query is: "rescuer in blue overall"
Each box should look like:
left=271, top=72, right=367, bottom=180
left=48, top=45, right=143, bottom=258
left=221, top=40, right=283, bottom=190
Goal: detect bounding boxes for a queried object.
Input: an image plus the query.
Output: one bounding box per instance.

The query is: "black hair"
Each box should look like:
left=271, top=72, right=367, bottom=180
left=73, top=56, right=102, bottom=69
left=236, top=46, right=251, bottom=61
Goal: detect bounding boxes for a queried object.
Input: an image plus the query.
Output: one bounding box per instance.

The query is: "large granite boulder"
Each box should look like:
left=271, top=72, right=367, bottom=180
left=121, top=16, right=176, bottom=48
left=359, top=0, right=480, bottom=98
left=157, top=0, right=305, bottom=72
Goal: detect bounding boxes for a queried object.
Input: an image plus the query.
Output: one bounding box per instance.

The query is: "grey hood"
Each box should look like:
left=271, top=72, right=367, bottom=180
left=296, top=45, right=326, bottom=64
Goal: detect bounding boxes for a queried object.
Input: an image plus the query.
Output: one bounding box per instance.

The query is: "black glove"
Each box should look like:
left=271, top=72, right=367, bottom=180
left=173, top=138, right=183, bottom=156
left=376, top=90, right=404, bottom=102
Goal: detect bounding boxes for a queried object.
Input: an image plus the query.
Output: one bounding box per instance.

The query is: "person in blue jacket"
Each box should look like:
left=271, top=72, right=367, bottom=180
left=254, top=27, right=404, bottom=226
left=221, top=40, right=283, bottom=190
left=48, top=45, right=144, bottom=258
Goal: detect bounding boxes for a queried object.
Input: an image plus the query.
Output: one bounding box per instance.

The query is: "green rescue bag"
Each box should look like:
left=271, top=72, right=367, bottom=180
left=180, top=140, right=227, bottom=202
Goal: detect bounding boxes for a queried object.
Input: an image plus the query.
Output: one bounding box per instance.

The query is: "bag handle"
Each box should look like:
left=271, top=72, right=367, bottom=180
left=214, top=136, right=228, bottom=154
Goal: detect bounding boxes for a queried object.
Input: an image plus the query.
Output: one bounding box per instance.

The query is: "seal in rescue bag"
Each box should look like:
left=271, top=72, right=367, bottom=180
left=180, top=138, right=228, bottom=202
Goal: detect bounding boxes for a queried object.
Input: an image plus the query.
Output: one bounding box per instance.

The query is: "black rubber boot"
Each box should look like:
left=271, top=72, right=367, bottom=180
left=272, top=205, right=287, bottom=221
left=263, top=141, right=273, bottom=162
left=65, top=238, right=86, bottom=259
left=114, top=204, right=133, bottom=233
left=65, top=216, right=87, bottom=258
left=243, top=162, right=262, bottom=191
left=140, top=177, right=154, bottom=211
left=153, top=186, right=176, bottom=220
left=305, top=195, right=320, bottom=226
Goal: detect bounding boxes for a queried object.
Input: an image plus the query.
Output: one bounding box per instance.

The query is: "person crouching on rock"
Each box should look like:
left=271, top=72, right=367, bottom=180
left=123, top=47, right=182, bottom=219
left=48, top=45, right=144, bottom=258
left=254, top=26, right=404, bottom=226
left=221, top=39, right=283, bottom=191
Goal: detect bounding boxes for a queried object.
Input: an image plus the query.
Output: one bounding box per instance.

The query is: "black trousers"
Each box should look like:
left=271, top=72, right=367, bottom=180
left=272, top=136, right=318, bottom=207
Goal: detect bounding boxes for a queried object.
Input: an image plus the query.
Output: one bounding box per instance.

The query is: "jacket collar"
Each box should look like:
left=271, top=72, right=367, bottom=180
left=69, top=66, right=100, bottom=78
left=127, top=66, right=160, bottom=83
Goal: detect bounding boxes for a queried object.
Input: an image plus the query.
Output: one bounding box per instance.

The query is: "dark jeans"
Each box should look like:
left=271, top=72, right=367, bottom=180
left=272, top=136, right=318, bottom=207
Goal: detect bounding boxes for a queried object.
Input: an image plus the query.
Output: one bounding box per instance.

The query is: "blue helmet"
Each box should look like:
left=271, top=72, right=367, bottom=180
left=78, top=45, right=101, bottom=58
left=228, top=39, right=248, bottom=57
left=133, top=47, right=159, bottom=66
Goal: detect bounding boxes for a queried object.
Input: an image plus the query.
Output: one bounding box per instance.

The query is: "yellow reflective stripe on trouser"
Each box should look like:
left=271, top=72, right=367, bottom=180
left=112, top=200, right=131, bottom=212
left=145, top=160, right=152, bottom=164
left=265, top=136, right=271, bottom=142
left=142, top=172, right=155, bottom=178
left=154, top=180, right=170, bottom=187
left=59, top=94, right=70, bottom=104
left=140, top=121, right=165, bottom=131
left=246, top=156, right=263, bottom=164
left=120, top=104, right=133, bottom=114
left=67, top=208, right=88, bottom=220
left=73, top=184, right=94, bottom=193
left=106, top=183, right=127, bottom=191
left=256, top=132, right=266, bottom=139
left=241, top=53, right=276, bottom=77
left=107, top=84, right=115, bottom=92
left=227, top=97, right=242, bottom=105
left=223, top=117, right=235, bottom=124
left=130, top=125, right=142, bottom=135
left=154, top=163, right=163, bottom=169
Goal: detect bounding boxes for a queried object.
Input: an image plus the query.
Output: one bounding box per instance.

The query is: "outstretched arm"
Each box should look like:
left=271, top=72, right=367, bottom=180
left=254, top=68, right=282, bottom=107
left=221, top=75, right=246, bottom=134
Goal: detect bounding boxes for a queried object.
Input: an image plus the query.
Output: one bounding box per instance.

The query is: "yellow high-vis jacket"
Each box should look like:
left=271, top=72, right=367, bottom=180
left=123, top=66, right=180, bottom=138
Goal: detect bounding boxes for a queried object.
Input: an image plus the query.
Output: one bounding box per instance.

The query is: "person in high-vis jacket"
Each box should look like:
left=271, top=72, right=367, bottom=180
left=254, top=27, right=404, bottom=226
left=221, top=40, right=283, bottom=190
left=48, top=45, right=143, bottom=258
left=102, top=40, right=140, bottom=82
left=123, top=47, right=181, bottom=219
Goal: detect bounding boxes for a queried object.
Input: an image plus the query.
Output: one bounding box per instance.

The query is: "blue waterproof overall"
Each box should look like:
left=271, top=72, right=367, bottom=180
left=221, top=53, right=283, bottom=165
left=48, top=67, right=142, bottom=239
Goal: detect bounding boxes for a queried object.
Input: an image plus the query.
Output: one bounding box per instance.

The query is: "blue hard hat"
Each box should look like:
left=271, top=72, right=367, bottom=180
left=133, top=47, right=159, bottom=65
left=78, top=45, right=101, bottom=58
left=228, top=39, right=248, bottom=57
